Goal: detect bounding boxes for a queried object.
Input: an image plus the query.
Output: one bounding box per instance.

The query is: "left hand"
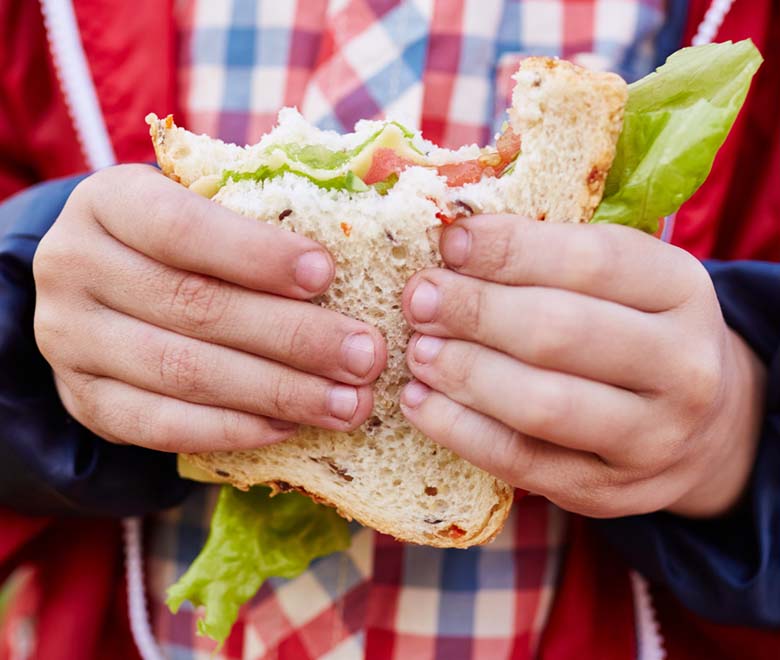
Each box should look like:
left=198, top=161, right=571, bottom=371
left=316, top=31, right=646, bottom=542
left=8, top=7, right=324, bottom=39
left=400, top=215, right=766, bottom=519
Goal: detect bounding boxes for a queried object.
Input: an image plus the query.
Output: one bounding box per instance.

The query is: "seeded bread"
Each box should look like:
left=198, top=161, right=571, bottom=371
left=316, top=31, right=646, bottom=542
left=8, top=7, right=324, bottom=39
left=147, top=57, right=626, bottom=547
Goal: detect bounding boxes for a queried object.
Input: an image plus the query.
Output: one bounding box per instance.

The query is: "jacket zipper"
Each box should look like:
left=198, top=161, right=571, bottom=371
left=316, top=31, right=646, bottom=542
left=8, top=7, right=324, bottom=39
left=124, top=518, right=166, bottom=660
left=630, top=571, right=666, bottom=660
left=38, top=0, right=116, bottom=169
left=632, top=2, right=738, bottom=656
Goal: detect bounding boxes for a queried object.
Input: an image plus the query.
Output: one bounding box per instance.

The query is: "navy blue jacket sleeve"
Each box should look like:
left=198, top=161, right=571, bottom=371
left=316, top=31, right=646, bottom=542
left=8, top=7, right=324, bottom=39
left=597, top=260, right=780, bottom=627
left=0, top=176, right=193, bottom=516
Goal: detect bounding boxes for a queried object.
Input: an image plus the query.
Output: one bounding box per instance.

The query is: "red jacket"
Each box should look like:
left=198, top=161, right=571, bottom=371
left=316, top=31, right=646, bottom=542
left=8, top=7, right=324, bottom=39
left=1, top=1, right=779, bottom=659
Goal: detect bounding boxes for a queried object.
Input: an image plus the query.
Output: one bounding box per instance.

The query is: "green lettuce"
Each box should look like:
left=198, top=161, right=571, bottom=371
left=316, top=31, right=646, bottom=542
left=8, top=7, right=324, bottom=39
left=167, top=486, right=350, bottom=646
left=280, top=143, right=356, bottom=169
left=591, top=40, right=763, bottom=233
left=223, top=163, right=370, bottom=192
left=268, top=121, right=418, bottom=170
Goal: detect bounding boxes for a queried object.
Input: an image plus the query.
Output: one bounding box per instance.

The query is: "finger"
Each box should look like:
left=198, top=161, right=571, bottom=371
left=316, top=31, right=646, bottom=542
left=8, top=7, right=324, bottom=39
left=439, top=215, right=698, bottom=311
left=59, top=374, right=298, bottom=453
left=403, top=269, right=669, bottom=390
left=406, top=335, right=648, bottom=462
left=399, top=381, right=636, bottom=517
left=83, top=164, right=335, bottom=298
left=72, top=308, right=374, bottom=431
left=87, top=236, right=386, bottom=385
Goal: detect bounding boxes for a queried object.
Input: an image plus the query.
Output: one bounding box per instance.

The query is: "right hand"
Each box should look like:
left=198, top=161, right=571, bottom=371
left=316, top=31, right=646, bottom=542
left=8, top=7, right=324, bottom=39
left=33, top=165, right=386, bottom=453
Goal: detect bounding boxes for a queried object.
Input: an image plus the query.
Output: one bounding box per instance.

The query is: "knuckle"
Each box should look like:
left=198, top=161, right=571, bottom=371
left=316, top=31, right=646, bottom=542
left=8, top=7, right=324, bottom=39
left=681, top=253, right=716, bottom=301
left=496, top=431, right=541, bottom=485
left=32, top=303, right=61, bottom=358
left=217, top=408, right=253, bottom=449
left=279, top=313, right=315, bottom=359
left=522, top=381, right=569, bottom=436
left=151, top=194, right=201, bottom=261
left=438, top=402, right=472, bottom=443
left=562, top=474, right=624, bottom=518
left=454, top=281, right=486, bottom=337
left=437, top=342, right=479, bottom=397
left=564, top=232, right=615, bottom=289
left=158, top=339, right=207, bottom=396
left=74, top=165, right=148, bottom=210
left=32, top=229, right=79, bottom=289
left=265, top=372, right=301, bottom=419
left=142, top=403, right=185, bottom=453
left=644, top=426, right=688, bottom=471
left=169, top=272, right=231, bottom=330
left=68, top=171, right=106, bottom=208
left=573, top=492, right=621, bottom=518
left=679, top=346, right=722, bottom=414
left=524, top=302, right=578, bottom=364
left=482, top=224, right=520, bottom=276
left=58, top=372, right=94, bottom=423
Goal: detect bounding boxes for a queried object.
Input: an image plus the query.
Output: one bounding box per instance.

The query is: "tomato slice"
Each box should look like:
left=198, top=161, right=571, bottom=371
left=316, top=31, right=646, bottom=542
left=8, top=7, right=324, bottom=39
left=496, top=125, right=522, bottom=162
left=435, top=161, right=485, bottom=186
left=362, top=148, right=416, bottom=185
left=362, top=125, right=522, bottom=189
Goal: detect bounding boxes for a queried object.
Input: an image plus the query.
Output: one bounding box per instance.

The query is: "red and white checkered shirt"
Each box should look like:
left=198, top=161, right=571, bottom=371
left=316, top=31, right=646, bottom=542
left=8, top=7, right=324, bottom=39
left=149, top=2, right=670, bottom=658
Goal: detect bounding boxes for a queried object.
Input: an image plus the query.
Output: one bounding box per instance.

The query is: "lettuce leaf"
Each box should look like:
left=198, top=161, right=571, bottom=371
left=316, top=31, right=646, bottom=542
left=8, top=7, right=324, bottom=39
left=223, top=164, right=370, bottom=192
left=166, top=486, right=350, bottom=647
left=372, top=172, right=399, bottom=195
left=280, top=143, right=355, bottom=169
left=275, top=121, right=418, bottom=169
left=591, top=40, right=763, bottom=233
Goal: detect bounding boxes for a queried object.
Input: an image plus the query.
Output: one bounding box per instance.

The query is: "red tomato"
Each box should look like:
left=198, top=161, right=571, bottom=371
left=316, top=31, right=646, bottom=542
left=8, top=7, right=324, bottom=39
left=362, top=125, right=522, bottom=189
left=496, top=125, right=522, bottom=162
left=362, top=148, right=415, bottom=185
left=435, top=160, right=485, bottom=186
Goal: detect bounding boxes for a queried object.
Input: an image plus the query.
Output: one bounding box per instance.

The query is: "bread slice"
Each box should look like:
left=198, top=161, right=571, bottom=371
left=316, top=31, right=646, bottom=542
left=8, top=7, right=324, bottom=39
left=147, top=57, right=626, bottom=548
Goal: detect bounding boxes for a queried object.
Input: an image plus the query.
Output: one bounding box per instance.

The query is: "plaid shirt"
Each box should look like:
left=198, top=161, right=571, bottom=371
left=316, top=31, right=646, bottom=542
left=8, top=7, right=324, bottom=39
left=150, top=2, right=670, bottom=658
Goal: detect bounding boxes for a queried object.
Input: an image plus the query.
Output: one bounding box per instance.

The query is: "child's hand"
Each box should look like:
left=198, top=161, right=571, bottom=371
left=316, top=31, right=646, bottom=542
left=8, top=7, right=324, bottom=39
left=401, top=216, right=766, bottom=518
left=33, top=165, right=385, bottom=453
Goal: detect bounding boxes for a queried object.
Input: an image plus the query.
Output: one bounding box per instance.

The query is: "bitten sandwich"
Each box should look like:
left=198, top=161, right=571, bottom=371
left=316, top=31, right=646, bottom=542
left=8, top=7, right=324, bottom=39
left=147, top=40, right=761, bottom=644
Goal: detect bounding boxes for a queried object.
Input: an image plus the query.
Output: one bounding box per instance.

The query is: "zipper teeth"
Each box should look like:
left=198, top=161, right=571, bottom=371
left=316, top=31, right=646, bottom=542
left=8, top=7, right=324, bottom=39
left=123, top=517, right=166, bottom=660
left=39, top=0, right=116, bottom=169
left=692, top=0, right=736, bottom=46
left=630, top=571, right=666, bottom=660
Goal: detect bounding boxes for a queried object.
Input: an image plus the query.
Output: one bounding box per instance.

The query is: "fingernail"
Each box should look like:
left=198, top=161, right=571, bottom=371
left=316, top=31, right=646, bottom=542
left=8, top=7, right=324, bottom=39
left=341, top=332, right=376, bottom=377
left=268, top=418, right=297, bottom=432
left=413, top=335, right=444, bottom=364
left=410, top=280, right=439, bottom=323
left=401, top=380, right=430, bottom=409
left=295, top=251, right=332, bottom=292
left=441, top=226, right=470, bottom=267
left=328, top=385, right=358, bottom=420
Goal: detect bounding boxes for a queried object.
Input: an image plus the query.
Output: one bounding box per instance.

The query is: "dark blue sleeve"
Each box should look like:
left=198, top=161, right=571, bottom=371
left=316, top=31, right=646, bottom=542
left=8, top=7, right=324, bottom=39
left=596, top=260, right=780, bottom=627
left=0, top=176, right=193, bottom=516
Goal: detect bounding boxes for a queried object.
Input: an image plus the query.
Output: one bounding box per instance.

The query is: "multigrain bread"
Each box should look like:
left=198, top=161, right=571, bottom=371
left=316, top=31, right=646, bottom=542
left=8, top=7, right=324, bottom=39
left=147, top=57, right=627, bottom=548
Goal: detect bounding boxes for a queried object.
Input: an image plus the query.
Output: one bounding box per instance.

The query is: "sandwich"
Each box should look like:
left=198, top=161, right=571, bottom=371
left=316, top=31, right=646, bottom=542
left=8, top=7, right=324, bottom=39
left=146, top=40, right=762, bottom=644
